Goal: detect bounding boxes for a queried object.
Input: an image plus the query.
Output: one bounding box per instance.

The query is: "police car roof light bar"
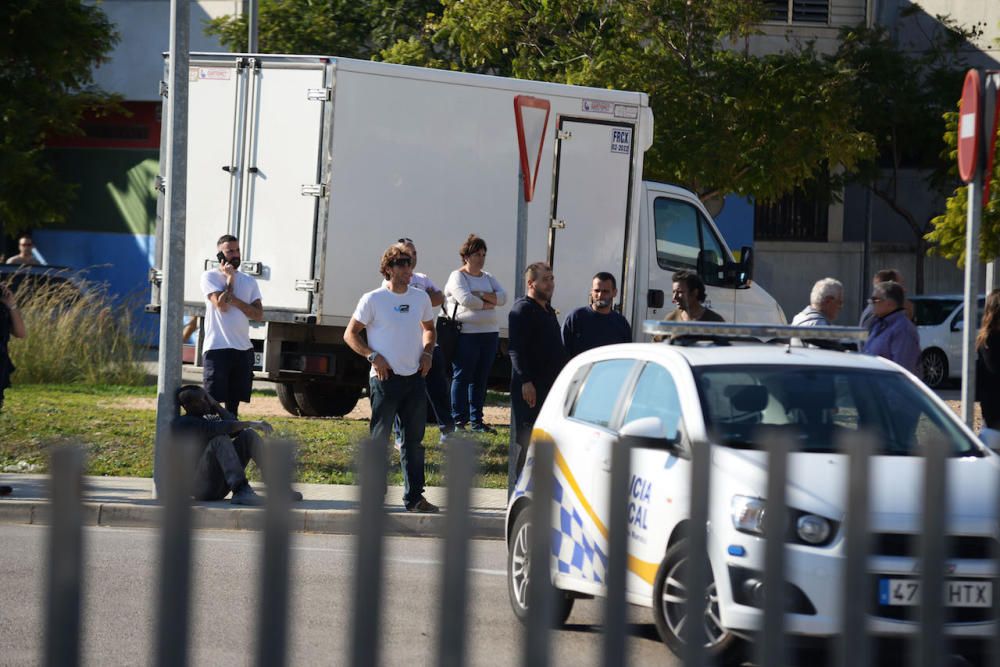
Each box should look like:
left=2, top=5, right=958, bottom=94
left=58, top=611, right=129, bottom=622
left=642, top=321, right=869, bottom=341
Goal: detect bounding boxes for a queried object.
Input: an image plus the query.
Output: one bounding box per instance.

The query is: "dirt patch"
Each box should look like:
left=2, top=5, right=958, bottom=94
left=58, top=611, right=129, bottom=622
left=104, top=396, right=513, bottom=424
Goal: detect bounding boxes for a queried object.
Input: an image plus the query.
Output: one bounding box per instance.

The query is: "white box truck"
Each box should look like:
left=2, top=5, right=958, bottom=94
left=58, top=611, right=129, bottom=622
left=150, top=53, right=785, bottom=416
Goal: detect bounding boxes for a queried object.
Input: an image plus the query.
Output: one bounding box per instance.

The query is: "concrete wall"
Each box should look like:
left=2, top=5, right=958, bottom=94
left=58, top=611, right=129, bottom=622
left=88, top=0, right=238, bottom=101
left=755, top=241, right=964, bottom=324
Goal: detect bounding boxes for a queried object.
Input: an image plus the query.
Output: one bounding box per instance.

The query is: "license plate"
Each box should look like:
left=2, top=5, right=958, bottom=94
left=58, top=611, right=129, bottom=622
left=878, top=579, right=992, bottom=607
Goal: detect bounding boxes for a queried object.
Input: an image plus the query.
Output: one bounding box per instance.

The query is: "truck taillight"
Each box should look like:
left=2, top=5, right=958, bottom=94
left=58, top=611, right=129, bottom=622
left=303, top=355, right=329, bottom=374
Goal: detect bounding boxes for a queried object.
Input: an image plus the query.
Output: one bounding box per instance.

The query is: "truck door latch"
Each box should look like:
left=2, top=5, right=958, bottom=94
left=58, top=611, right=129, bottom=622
left=549, top=219, right=566, bottom=229
left=301, top=184, right=327, bottom=197
left=557, top=130, right=572, bottom=140
left=295, top=279, right=319, bottom=292
left=307, top=88, right=332, bottom=101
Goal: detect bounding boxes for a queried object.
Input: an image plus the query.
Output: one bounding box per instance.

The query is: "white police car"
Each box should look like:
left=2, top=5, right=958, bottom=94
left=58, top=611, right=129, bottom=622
left=505, top=322, right=999, bottom=662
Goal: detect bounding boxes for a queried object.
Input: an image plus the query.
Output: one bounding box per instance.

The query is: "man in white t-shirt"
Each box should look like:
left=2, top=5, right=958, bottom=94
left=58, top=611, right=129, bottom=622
left=345, top=243, right=438, bottom=513
left=201, top=234, right=263, bottom=417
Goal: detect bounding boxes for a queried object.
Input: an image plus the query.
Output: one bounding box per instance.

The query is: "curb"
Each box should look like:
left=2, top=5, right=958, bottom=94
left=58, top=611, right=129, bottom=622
left=0, top=500, right=505, bottom=540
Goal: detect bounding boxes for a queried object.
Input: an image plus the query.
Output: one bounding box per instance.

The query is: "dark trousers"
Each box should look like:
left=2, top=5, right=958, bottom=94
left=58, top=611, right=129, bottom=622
left=370, top=373, right=427, bottom=505
left=193, top=429, right=261, bottom=501
left=451, top=332, right=498, bottom=427
left=508, top=375, right=548, bottom=493
left=203, top=348, right=254, bottom=417
left=394, top=346, right=454, bottom=437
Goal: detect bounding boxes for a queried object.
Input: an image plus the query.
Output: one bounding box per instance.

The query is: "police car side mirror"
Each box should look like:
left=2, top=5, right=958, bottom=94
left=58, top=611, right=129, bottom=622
left=619, top=416, right=679, bottom=452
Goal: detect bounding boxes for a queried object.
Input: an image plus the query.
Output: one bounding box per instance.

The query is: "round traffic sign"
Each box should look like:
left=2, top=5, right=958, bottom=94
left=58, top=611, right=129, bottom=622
left=957, top=69, right=981, bottom=183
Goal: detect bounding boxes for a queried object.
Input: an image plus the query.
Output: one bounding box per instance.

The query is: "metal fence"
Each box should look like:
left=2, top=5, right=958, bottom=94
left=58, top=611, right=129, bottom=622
left=36, top=428, right=998, bottom=666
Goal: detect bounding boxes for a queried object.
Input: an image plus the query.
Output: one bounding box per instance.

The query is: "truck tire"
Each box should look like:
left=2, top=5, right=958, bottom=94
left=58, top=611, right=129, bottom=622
left=293, top=383, right=362, bottom=417
left=275, top=383, right=301, bottom=416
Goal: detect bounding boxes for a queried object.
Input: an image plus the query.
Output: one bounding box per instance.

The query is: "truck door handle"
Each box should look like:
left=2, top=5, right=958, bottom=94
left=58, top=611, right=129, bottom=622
left=647, top=289, right=664, bottom=308
left=222, top=165, right=237, bottom=173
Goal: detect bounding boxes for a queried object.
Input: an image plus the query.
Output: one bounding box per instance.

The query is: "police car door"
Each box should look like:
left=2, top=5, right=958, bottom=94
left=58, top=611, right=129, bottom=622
left=553, top=359, right=638, bottom=594
left=614, top=362, right=688, bottom=599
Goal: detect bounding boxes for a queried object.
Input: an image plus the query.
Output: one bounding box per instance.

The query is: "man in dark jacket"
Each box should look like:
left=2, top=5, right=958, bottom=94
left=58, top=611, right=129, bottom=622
left=508, top=262, right=567, bottom=484
left=173, top=385, right=302, bottom=505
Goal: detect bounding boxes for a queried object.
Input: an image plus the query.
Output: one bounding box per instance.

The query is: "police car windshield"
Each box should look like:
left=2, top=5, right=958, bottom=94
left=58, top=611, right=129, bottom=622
left=693, top=365, right=979, bottom=456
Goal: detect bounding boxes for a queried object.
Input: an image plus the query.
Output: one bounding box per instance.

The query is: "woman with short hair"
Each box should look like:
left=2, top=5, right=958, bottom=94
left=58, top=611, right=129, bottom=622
left=863, top=281, right=920, bottom=374
left=444, top=234, right=507, bottom=433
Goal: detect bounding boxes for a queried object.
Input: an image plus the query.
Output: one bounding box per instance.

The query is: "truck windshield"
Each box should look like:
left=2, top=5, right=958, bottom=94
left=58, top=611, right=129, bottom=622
left=693, top=365, right=979, bottom=456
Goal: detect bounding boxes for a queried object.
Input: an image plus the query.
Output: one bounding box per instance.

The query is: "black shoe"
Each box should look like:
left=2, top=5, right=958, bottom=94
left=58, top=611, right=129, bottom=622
left=405, top=495, right=439, bottom=513
left=231, top=484, right=265, bottom=506
left=0, top=485, right=11, bottom=497
left=470, top=423, right=497, bottom=435
left=291, top=490, right=303, bottom=502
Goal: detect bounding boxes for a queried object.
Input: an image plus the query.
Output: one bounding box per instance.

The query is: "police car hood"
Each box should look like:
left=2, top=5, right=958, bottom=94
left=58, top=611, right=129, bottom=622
left=712, top=446, right=1000, bottom=532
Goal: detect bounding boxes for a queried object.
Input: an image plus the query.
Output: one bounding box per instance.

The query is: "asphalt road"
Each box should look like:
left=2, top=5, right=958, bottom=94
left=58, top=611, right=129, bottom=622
left=0, top=524, right=675, bottom=666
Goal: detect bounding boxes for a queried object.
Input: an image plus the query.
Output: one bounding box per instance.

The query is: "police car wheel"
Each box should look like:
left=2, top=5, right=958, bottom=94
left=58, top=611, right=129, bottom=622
left=652, top=539, right=737, bottom=660
left=507, top=510, right=574, bottom=625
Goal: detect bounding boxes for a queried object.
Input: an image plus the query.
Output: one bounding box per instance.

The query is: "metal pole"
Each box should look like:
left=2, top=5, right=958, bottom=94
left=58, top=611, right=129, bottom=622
left=985, top=73, right=999, bottom=293
left=44, top=445, right=85, bottom=667
left=153, top=0, right=190, bottom=497
left=509, top=168, right=528, bottom=496
left=960, top=170, right=983, bottom=426
left=247, top=0, right=258, bottom=53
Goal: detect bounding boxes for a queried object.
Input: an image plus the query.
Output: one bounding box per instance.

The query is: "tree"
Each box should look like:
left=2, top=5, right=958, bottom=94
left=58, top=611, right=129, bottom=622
left=383, top=0, right=874, bottom=202
left=0, top=1, right=119, bottom=235
left=832, top=11, right=983, bottom=292
left=205, top=0, right=440, bottom=59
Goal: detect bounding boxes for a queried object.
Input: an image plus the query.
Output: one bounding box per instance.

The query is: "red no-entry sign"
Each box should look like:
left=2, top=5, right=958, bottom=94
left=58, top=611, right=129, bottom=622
left=958, top=69, right=981, bottom=183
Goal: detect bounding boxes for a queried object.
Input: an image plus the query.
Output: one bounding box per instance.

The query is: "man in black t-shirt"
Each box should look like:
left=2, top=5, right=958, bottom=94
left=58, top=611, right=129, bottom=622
left=562, top=272, right=632, bottom=358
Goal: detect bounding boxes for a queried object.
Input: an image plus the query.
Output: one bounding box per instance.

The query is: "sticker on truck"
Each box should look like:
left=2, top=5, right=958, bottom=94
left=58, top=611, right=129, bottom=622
left=582, top=99, right=614, bottom=115
left=610, top=128, right=632, bottom=154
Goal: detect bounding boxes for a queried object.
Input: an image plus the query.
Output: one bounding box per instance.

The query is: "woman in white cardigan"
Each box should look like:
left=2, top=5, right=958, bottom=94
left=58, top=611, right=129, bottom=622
left=444, top=234, right=507, bottom=433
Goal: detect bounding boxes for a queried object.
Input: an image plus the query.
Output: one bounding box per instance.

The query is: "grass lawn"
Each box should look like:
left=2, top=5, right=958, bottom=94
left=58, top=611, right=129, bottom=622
left=0, top=384, right=513, bottom=488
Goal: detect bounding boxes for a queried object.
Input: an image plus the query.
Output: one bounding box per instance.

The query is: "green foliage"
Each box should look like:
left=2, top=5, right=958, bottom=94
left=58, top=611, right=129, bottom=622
left=925, top=108, right=1000, bottom=265
left=205, top=0, right=440, bottom=59
left=5, top=272, right=146, bottom=385
left=383, top=0, right=872, bottom=202
left=0, top=1, right=120, bottom=233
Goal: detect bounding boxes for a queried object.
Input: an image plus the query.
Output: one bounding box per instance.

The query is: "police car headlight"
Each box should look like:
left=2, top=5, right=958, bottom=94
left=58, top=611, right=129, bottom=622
left=731, top=495, right=766, bottom=536
left=796, top=514, right=831, bottom=545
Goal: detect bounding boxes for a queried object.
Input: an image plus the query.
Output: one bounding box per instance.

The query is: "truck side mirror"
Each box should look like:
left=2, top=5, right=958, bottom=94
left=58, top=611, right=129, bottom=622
left=618, top=416, right=679, bottom=451
left=738, top=246, right=754, bottom=285
left=697, top=250, right=724, bottom=287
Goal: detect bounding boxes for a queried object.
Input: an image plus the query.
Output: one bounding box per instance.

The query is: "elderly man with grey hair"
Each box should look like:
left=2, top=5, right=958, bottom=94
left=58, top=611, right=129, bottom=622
left=792, top=278, right=844, bottom=327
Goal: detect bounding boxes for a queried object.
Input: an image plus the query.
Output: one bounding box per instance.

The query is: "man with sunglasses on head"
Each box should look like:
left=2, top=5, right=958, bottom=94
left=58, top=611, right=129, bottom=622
left=6, top=234, right=40, bottom=266
left=345, top=243, right=439, bottom=513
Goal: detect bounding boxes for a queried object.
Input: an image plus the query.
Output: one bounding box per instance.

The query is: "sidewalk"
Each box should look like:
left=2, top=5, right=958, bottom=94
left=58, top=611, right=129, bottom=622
left=0, top=474, right=508, bottom=540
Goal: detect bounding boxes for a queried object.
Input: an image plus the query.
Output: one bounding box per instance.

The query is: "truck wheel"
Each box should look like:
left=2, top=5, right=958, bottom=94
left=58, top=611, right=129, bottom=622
left=275, top=383, right=301, bottom=416
left=293, top=383, right=362, bottom=417
left=652, top=539, right=739, bottom=662
left=507, top=510, right=574, bottom=626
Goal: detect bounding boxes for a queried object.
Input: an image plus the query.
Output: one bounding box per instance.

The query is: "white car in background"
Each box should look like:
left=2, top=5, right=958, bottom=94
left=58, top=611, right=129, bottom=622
left=911, top=295, right=984, bottom=389
left=506, top=322, right=998, bottom=664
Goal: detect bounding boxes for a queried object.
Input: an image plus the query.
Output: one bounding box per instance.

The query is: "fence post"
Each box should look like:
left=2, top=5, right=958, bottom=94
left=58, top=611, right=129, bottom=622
left=349, top=438, right=388, bottom=667
left=255, top=440, right=296, bottom=667
left=838, top=431, right=874, bottom=667
left=682, top=437, right=711, bottom=667
left=917, top=436, right=948, bottom=667
left=437, top=437, right=479, bottom=667
left=45, top=444, right=85, bottom=667
left=602, top=437, right=632, bottom=667
left=758, top=432, right=791, bottom=667
left=523, top=438, right=555, bottom=667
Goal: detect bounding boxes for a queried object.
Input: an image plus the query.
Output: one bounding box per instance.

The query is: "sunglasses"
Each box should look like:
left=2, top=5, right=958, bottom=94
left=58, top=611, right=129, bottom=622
left=389, top=256, right=412, bottom=267
left=869, top=297, right=883, bottom=303
left=397, top=237, right=413, bottom=244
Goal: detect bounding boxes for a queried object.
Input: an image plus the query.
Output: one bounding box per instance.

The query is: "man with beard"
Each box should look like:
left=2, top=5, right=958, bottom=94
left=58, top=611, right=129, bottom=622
left=562, top=272, right=632, bottom=357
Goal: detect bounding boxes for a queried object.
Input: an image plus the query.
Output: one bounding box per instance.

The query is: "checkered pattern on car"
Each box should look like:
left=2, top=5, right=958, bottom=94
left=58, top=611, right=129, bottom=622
left=550, top=477, right=608, bottom=583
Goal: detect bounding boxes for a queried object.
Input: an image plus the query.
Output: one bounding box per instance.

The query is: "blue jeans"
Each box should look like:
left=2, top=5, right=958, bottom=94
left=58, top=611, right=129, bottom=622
left=451, top=332, right=498, bottom=428
left=370, top=373, right=427, bottom=505
left=393, top=346, right=454, bottom=438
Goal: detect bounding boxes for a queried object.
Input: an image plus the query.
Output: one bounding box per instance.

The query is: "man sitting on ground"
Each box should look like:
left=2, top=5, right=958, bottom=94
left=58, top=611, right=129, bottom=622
left=173, top=385, right=302, bottom=506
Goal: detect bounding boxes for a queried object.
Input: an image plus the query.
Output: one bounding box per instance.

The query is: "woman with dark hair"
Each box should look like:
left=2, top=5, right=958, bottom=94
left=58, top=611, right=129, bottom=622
left=976, top=289, right=1000, bottom=429
left=444, top=234, right=507, bottom=433
left=863, top=281, right=920, bottom=374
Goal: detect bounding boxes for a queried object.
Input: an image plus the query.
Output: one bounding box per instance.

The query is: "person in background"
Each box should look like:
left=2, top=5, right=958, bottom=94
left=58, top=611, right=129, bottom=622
left=344, top=243, right=438, bottom=513
left=0, top=282, right=26, bottom=497
left=859, top=268, right=914, bottom=329
left=863, top=281, right=920, bottom=374
left=562, top=272, right=631, bottom=357
left=444, top=234, right=507, bottom=434
left=388, top=238, right=456, bottom=443
left=792, top=278, right=844, bottom=327
left=976, top=289, right=1000, bottom=430
left=508, top=262, right=566, bottom=476
left=6, top=234, right=40, bottom=266
left=664, top=270, right=725, bottom=323
left=201, top=235, right=263, bottom=417
left=173, top=385, right=302, bottom=506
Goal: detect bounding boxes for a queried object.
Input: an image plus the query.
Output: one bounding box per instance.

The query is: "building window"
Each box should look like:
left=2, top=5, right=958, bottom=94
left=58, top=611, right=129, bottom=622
left=754, top=187, right=829, bottom=242
left=764, top=0, right=830, bottom=24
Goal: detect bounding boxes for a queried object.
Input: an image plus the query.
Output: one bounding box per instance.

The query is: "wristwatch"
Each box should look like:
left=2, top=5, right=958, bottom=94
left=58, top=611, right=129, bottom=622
left=367, top=351, right=378, bottom=363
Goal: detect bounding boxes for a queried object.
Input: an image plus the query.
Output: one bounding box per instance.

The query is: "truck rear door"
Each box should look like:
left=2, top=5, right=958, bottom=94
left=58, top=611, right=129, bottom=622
left=549, top=118, right=636, bottom=318
left=183, top=56, right=327, bottom=314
